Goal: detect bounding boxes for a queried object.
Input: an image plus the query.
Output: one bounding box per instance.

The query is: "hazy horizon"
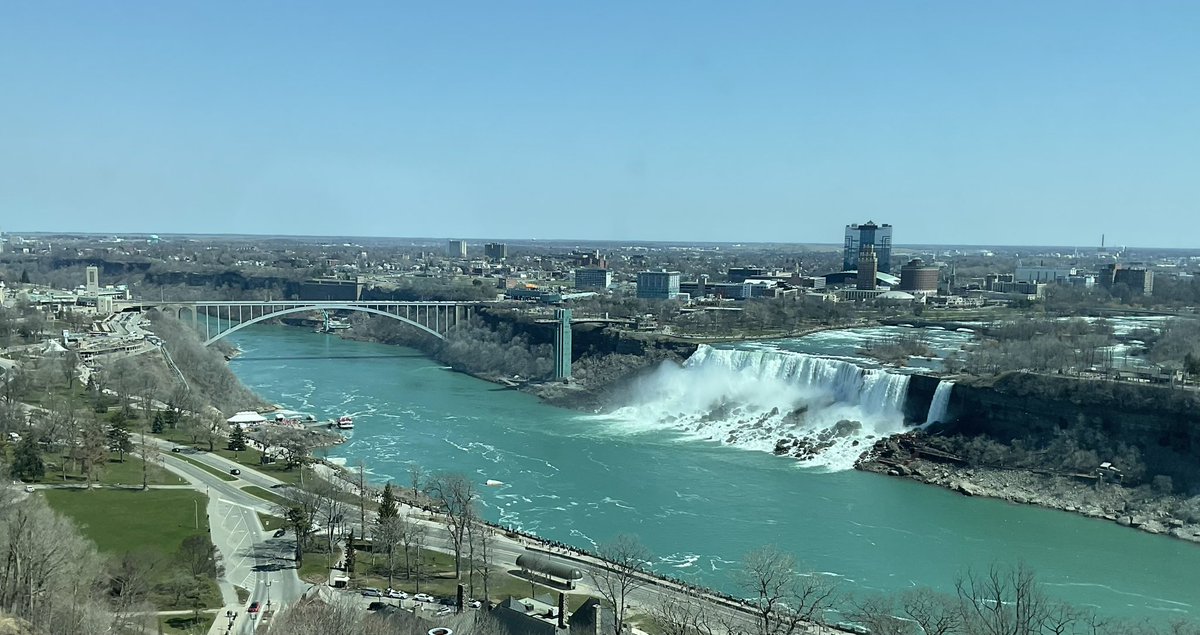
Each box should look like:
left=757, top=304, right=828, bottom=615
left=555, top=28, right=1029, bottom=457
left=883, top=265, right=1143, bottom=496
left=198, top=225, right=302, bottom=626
left=3, top=2, right=1198, bottom=247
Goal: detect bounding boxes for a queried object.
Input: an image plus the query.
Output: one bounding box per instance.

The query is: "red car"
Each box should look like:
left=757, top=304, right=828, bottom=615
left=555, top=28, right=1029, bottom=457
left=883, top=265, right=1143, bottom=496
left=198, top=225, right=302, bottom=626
left=248, top=602, right=260, bottom=614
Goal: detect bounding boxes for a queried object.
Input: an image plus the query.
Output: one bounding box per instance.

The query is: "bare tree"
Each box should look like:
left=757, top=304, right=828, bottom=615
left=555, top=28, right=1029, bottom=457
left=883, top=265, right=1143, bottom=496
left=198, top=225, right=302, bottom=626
left=0, top=496, right=108, bottom=634
left=76, top=417, right=109, bottom=488
left=425, top=472, right=477, bottom=580
left=955, top=563, right=1050, bottom=635
left=845, top=594, right=914, bottom=635
left=899, top=588, right=963, bottom=635
left=735, top=545, right=839, bottom=635
left=311, top=479, right=347, bottom=555
left=470, top=520, right=496, bottom=603
left=408, top=463, right=424, bottom=498
left=589, top=533, right=651, bottom=635
left=275, top=482, right=325, bottom=565
left=650, top=589, right=729, bottom=635
left=374, top=514, right=409, bottom=588
left=138, top=427, right=162, bottom=491
left=409, top=519, right=428, bottom=592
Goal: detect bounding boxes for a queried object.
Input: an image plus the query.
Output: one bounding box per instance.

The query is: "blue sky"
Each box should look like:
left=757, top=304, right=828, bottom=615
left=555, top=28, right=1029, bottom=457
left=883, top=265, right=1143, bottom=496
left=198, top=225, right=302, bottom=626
left=2, top=2, right=1198, bottom=247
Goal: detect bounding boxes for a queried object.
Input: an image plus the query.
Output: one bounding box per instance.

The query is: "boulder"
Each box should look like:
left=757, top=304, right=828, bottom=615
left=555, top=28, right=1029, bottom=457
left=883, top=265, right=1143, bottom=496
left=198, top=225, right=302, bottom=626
left=952, top=480, right=981, bottom=497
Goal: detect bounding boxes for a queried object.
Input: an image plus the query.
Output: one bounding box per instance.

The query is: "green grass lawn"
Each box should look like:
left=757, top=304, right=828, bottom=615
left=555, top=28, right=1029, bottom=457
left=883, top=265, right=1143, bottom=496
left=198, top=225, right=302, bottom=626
left=257, top=512, right=285, bottom=531
left=298, top=547, right=339, bottom=584
left=160, top=613, right=216, bottom=635
left=44, top=488, right=211, bottom=555
left=167, top=452, right=238, bottom=481
left=44, top=488, right=223, bottom=610
left=353, top=549, right=588, bottom=609
left=242, top=485, right=292, bottom=508
left=23, top=449, right=182, bottom=487
left=155, top=431, right=309, bottom=485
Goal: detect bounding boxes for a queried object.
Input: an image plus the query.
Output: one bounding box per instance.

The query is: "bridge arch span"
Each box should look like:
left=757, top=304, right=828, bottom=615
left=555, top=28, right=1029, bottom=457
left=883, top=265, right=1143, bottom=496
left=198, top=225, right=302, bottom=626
left=203, top=304, right=446, bottom=346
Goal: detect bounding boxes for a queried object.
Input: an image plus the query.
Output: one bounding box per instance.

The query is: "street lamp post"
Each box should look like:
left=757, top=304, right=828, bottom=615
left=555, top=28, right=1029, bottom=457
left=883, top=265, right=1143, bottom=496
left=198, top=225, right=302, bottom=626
left=265, top=578, right=272, bottom=610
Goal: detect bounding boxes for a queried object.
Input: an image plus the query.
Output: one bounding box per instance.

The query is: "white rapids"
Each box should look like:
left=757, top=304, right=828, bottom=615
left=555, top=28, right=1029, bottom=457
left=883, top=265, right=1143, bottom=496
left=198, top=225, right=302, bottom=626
left=604, top=345, right=914, bottom=471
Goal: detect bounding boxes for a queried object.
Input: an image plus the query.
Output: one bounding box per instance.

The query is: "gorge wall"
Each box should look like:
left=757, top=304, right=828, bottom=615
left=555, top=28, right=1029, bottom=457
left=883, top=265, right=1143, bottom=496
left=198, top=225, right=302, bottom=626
left=910, top=371, right=1200, bottom=489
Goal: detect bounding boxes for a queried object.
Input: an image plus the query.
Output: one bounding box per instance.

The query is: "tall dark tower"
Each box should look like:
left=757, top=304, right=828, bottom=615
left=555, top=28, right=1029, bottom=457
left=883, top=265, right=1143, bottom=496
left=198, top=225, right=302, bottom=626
left=857, top=245, right=878, bottom=290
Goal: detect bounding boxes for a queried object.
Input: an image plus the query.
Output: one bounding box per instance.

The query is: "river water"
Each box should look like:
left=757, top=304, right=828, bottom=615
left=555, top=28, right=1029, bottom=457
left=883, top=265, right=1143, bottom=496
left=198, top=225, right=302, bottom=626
left=225, top=324, right=1197, bottom=619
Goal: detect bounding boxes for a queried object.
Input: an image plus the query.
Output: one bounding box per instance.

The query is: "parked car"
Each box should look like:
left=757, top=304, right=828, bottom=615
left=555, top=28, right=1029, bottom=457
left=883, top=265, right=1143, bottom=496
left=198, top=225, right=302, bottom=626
left=170, top=447, right=182, bottom=453
left=230, top=468, right=241, bottom=476
left=361, top=588, right=382, bottom=598
left=386, top=589, right=407, bottom=599
left=436, top=607, right=453, bottom=616
left=468, top=600, right=482, bottom=609
left=248, top=602, right=260, bottom=614
left=413, top=593, right=434, bottom=603
left=438, top=598, right=456, bottom=606
left=273, top=528, right=286, bottom=538
left=23, top=485, right=35, bottom=493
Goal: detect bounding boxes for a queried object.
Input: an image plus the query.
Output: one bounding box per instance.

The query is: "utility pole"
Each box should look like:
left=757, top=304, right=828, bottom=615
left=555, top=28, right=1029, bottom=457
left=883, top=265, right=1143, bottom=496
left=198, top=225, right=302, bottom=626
left=358, top=460, right=366, bottom=537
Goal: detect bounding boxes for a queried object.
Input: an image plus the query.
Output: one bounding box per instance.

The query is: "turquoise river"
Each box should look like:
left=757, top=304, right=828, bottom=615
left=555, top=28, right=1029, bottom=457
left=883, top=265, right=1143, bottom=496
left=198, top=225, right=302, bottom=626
left=224, top=324, right=1198, bottom=619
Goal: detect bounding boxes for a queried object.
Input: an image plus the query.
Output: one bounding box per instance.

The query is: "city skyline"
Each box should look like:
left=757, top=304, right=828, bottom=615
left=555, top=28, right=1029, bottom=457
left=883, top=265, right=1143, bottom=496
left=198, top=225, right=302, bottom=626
left=2, top=2, right=1199, bottom=247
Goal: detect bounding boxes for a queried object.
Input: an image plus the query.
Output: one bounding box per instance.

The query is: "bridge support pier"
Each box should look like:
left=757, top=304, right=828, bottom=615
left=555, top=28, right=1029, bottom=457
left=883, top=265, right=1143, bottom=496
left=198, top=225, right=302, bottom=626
left=553, top=309, right=572, bottom=381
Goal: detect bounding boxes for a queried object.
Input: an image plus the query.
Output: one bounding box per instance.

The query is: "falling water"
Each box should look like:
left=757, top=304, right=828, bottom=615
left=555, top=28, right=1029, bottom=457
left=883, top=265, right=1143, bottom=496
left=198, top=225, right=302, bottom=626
left=923, top=380, right=954, bottom=426
left=603, top=345, right=912, bottom=470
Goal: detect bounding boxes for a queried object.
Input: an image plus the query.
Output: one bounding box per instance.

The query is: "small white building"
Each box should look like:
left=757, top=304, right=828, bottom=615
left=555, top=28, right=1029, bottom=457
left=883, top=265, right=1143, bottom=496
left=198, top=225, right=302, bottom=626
left=227, top=411, right=267, bottom=428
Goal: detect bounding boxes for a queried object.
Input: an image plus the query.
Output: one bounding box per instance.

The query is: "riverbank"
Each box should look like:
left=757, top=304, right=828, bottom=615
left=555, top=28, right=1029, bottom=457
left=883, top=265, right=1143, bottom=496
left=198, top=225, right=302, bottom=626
left=855, top=432, right=1200, bottom=545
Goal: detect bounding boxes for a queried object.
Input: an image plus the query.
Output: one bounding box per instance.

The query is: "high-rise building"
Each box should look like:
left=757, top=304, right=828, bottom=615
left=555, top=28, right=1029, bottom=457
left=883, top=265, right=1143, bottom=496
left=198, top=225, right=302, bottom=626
left=484, top=242, right=508, bottom=261
left=636, top=270, right=681, bottom=300
left=574, top=268, right=612, bottom=290
left=1099, top=264, right=1154, bottom=296
left=856, top=246, right=878, bottom=290
left=844, top=221, right=893, bottom=273
left=448, top=240, right=467, bottom=258
left=899, top=258, right=940, bottom=293
left=85, top=266, right=100, bottom=295
left=553, top=308, right=572, bottom=380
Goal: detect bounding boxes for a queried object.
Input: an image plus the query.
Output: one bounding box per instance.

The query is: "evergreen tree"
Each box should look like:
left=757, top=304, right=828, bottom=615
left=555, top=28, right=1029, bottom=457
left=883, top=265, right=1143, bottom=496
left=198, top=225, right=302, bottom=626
left=344, top=529, right=356, bottom=576
left=19, top=269, right=30, bottom=284
left=378, top=482, right=397, bottom=521
left=107, top=421, right=134, bottom=462
left=151, top=411, right=165, bottom=434
left=10, top=436, right=45, bottom=481
left=228, top=424, right=247, bottom=453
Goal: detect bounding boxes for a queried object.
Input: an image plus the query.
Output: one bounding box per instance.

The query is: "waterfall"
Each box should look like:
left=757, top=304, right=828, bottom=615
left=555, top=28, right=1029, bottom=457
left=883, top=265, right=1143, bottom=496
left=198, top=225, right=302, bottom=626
left=923, top=380, right=954, bottom=426
left=683, top=346, right=911, bottom=413
left=602, top=345, right=913, bottom=471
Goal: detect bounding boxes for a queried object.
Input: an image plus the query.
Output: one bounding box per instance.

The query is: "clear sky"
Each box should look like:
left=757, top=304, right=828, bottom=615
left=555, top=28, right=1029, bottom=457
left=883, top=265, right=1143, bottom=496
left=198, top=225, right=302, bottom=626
left=2, top=2, right=1198, bottom=247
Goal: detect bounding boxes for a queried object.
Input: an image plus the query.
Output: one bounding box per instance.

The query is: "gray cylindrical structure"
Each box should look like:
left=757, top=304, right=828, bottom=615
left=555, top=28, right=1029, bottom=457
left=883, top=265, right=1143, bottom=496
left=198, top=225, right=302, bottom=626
left=516, top=553, right=584, bottom=581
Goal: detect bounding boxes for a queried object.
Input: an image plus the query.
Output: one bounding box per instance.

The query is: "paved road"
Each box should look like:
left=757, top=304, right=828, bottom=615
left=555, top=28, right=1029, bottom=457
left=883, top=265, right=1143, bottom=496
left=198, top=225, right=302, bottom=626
left=153, top=446, right=308, bottom=635
left=148, top=437, right=783, bottom=635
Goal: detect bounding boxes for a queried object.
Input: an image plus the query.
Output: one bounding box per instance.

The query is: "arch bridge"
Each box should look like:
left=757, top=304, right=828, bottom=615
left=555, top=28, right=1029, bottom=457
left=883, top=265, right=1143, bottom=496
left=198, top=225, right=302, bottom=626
left=134, top=300, right=485, bottom=346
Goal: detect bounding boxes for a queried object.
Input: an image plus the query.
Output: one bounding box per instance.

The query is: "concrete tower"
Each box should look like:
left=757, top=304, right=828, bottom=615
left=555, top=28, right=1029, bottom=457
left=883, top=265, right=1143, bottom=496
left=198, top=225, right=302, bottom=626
left=553, top=308, right=572, bottom=381
left=857, top=245, right=878, bottom=290
left=86, top=266, right=100, bottom=295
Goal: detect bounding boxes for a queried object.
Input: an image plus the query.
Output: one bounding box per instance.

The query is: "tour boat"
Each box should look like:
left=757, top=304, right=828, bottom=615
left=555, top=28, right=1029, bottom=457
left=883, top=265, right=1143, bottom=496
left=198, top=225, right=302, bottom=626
left=336, top=416, right=354, bottom=430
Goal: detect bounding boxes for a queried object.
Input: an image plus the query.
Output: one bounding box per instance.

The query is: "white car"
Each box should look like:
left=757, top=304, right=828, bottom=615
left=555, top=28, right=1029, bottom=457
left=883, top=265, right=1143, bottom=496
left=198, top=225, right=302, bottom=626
left=386, top=589, right=408, bottom=599
left=413, top=593, right=434, bottom=603
left=468, top=600, right=482, bottom=609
